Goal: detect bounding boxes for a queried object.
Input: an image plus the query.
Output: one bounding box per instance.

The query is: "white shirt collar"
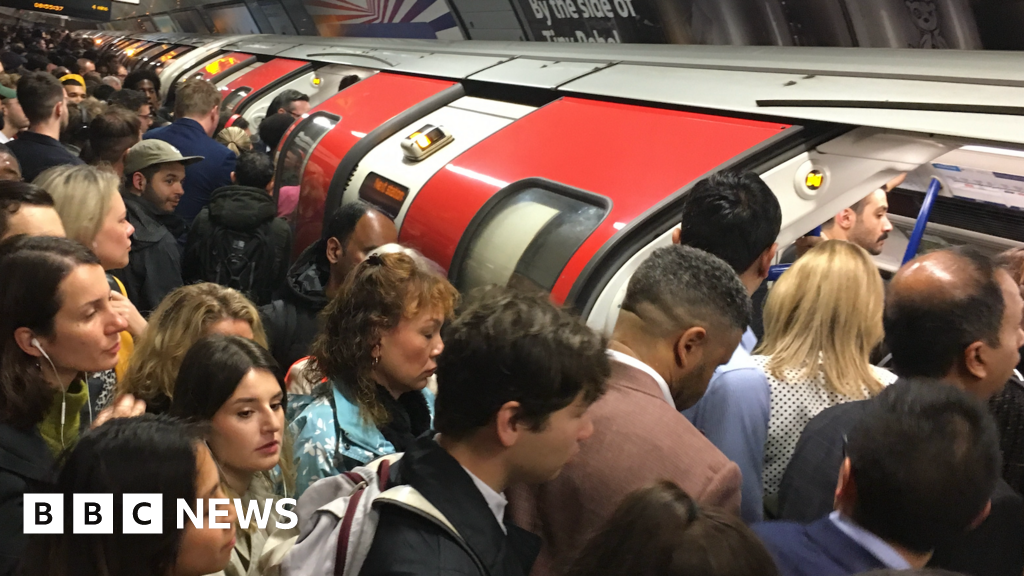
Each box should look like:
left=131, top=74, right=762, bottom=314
left=462, top=466, right=507, bottom=534
left=829, top=511, right=912, bottom=570
left=606, top=349, right=674, bottom=407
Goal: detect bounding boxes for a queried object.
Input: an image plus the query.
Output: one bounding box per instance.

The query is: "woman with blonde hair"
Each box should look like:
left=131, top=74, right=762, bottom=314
left=34, top=164, right=144, bottom=412
left=755, top=240, right=895, bottom=501
left=216, top=126, right=252, bottom=156
left=289, top=244, right=458, bottom=496
left=119, top=282, right=268, bottom=415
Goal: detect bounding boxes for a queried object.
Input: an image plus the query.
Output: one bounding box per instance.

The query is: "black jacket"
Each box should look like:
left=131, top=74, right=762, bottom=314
left=259, top=242, right=329, bottom=375
left=360, top=436, right=541, bottom=576
left=113, top=193, right=183, bottom=316
left=989, top=376, right=1024, bottom=495
left=779, top=397, right=1024, bottom=576
left=7, top=131, right=83, bottom=183
left=183, top=184, right=291, bottom=306
left=0, top=423, right=55, bottom=576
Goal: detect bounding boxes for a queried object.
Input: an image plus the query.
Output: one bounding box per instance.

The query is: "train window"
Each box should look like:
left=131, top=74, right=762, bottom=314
left=157, top=46, right=193, bottom=65
left=452, top=180, right=609, bottom=294
left=221, top=87, right=251, bottom=114
left=127, top=43, right=171, bottom=71
left=274, top=111, right=341, bottom=218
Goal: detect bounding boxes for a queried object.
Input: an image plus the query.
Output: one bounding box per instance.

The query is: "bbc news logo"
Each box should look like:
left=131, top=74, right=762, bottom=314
left=24, top=494, right=298, bottom=534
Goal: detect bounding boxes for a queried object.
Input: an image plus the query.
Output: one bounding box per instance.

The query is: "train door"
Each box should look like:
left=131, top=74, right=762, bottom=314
left=174, top=52, right=260, bottom=89
left=156, top=38, right=240, bottom=100
left=337, top=96, right=537, bottom=230
left=235, top=64, right=376, bottom=129
left=149, top=45, right=195, bottom=73
left=272, top=73, right=462, bottom=257
left=219, top=58, right=313, bottom=117
left=125, top=43, right=173, bottom=71
left=580, top=127, right=959, bottom=335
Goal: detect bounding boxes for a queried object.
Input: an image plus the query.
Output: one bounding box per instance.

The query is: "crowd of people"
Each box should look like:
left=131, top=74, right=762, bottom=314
left=0, top=22, right=1021, bottom=576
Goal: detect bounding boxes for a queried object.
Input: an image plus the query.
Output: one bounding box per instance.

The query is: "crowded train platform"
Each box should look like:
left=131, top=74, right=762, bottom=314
left=0, top=23, right=1023, bottom=576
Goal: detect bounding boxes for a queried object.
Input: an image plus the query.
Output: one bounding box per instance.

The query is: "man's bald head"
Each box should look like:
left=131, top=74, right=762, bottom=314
left=885, top=248, right=1009, bottom=385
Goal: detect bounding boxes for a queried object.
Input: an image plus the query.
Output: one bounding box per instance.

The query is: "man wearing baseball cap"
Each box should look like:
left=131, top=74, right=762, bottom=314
left=0, top=83, right=26, bottom=145
left=112, top=139, right=203, bottom=315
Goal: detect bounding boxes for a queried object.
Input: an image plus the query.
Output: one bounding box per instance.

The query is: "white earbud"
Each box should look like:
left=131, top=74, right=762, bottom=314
left=32, top=337, right=74, bottom=448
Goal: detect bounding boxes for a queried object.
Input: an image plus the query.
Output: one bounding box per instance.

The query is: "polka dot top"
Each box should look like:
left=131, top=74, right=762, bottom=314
left=753, top=355, right=897, bottom=497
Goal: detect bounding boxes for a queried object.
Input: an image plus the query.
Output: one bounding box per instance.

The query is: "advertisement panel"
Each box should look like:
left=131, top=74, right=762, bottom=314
left=513, top=0, right=666, bottom=43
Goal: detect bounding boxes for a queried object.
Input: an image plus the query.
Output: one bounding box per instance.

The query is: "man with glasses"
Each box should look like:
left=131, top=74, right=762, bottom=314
left=266, top=89, right=310, bottom=120
left=109, top=89, right=154, bottom=135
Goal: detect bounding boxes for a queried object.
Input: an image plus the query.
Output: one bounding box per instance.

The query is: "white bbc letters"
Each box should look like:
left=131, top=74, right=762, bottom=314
left=24, top=494, right=63, bottom=534
left=177, top=499, right=202, bottom=529
left=123, top=494, right=162, bottom=534
left=73, top=494, right=114, bottom=534
left=208, top=498, right=231, bottom=528
left=26, top=494, right=300, bottom=533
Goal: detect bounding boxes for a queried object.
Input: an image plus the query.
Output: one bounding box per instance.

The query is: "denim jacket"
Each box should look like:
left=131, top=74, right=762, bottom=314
left=288, top=382, right=435, bottom=498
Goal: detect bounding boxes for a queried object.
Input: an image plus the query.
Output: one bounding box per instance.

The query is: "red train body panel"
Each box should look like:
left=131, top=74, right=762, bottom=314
left=400, top=98, right=790, bottom=303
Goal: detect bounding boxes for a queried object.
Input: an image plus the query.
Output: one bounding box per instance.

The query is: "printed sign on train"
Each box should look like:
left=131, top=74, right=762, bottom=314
left=515, top=0, right=666, bottom=43
left=359, top=172, right=409, bottom=219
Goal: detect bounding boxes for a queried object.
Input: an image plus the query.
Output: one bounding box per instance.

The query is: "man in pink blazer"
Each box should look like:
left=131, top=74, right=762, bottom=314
left=507, top=244, right=751, bottom=576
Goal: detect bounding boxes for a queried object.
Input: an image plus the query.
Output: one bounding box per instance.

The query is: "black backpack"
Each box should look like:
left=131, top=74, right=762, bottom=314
left=205, top=223, right=277, bottom=305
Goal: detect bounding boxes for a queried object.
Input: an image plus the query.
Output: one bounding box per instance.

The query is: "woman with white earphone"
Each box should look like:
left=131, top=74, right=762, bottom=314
left=0, top=236, right=146, bottom=576
left=34, top=164, right=145, bottom=416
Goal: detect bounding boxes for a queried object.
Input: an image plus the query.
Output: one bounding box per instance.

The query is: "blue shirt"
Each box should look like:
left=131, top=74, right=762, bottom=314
left=829, top=511, right=911, bottom=569
left=682, top=327, right=769, bottom=522
left=144, top=118, right=236, bottom=223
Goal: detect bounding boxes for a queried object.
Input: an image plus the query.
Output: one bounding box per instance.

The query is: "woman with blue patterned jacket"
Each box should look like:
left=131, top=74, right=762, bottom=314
left=288, top=244, right=458, bottom=497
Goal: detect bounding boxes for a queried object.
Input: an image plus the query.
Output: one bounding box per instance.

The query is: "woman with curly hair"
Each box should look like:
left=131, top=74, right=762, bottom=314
left=289, top=244, right=458, bottom=496
left=117, top=282, right=267, bottom=414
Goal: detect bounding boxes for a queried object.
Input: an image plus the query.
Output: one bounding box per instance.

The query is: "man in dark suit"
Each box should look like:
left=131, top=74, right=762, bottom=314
left=755, top=379, right=1001, bottom=576
left=778, top=247, right=1024, bottom=576
left=6, top=73, right=83, bottom=182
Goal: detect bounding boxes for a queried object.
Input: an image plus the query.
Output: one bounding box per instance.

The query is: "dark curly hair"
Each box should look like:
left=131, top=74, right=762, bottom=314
left=310, top=247, right=458, bottom=426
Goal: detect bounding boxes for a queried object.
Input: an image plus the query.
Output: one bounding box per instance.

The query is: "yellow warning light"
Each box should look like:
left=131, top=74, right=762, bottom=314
left=805, top=170, right=824, bottom=190
left=312, top=77, right=322, bottom=86
left=401, top=124, right=452, bottom=161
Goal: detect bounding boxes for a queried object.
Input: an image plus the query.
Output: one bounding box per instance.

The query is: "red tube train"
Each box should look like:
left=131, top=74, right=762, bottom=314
left=84, top=30, right=1024, bottom=333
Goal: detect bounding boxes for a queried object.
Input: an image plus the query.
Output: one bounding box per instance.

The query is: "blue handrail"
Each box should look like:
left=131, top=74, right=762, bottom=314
left=767, top=226, right=821, bottom=281
left=767, top=264, right=789, bottom=281
left=902, top=177, right=941, bottom=265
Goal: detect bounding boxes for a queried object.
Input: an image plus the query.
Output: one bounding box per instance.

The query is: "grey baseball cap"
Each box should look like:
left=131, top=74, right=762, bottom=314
left=124, top=139, right=203, bottom=175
